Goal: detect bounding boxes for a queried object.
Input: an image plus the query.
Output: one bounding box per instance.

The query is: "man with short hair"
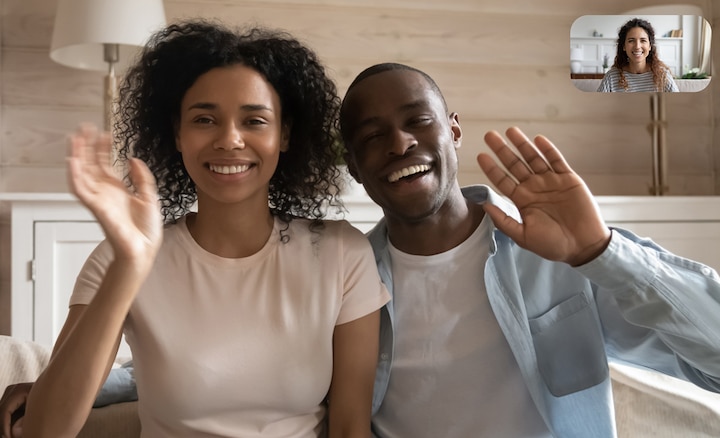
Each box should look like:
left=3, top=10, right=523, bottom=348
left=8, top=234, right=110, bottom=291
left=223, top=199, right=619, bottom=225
left=339, top=62, right=720, bottom=437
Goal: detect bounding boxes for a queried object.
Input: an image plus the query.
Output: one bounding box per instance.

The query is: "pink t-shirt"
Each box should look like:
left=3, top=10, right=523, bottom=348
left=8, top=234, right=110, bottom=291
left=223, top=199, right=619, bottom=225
left=71, top=215, right=389, bottom=437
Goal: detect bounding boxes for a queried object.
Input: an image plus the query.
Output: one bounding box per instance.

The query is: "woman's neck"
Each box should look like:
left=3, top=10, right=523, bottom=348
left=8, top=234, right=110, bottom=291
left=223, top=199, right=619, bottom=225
left=625, top=61, right=649, bottom=74
left=186, top=199, right=275, bottom=258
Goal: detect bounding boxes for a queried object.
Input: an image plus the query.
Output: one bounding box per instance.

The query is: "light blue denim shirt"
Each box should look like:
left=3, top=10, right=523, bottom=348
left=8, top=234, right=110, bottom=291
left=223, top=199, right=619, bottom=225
left=368, top=185, right=720, bottom=438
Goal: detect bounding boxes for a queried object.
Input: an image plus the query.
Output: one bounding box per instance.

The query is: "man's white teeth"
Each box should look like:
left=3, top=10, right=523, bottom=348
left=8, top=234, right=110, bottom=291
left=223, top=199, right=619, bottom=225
left=209, top=164, right=250, bottom=175
left=388, top=164, right=430, bottom=182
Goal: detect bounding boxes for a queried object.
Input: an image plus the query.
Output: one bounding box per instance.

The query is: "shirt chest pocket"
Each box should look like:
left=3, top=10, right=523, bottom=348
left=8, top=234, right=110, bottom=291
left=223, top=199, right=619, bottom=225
left=528, top=292, right=609, bottom=396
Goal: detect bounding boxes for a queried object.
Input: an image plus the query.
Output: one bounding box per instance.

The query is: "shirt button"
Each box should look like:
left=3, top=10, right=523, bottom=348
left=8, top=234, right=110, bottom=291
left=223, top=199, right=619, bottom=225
left=701, top=267, right=712, bottom=276
left=380, top=353, right=389, bottom=360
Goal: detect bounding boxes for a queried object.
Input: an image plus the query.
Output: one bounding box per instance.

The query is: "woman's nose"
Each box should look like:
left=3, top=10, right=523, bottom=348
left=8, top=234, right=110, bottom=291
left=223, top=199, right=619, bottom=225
left=214, top=124, right=244, bottom=150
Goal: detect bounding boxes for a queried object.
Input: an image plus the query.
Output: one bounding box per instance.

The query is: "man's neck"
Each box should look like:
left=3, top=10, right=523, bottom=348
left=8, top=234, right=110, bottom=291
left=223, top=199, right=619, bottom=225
left=385, top=198, right=486, bottom=256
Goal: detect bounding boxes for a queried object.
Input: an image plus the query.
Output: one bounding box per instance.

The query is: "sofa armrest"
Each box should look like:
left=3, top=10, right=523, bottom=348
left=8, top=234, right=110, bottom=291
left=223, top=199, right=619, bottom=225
left=78, top=401, right=141, bottom=438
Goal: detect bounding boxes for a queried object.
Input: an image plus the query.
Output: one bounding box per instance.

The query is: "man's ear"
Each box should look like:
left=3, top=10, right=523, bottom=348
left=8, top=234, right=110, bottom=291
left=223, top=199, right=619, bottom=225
left=449, top=112, right=462, bottom=149
left=280, top=122, right=291, bottom=152
left=344, top=151, right=362, bottom=184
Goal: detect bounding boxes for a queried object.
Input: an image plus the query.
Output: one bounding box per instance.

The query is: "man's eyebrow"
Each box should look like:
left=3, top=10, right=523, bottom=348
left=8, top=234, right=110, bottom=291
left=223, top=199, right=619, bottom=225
left=399, top=100, right=427, bottom=112
left=351, top=100, right=428, bottom=131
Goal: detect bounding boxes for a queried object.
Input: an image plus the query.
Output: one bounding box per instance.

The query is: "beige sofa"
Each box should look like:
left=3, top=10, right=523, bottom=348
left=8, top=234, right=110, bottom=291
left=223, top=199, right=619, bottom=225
left=611, top=362, right=720, bottom=437
left=3, top=335, right=720, bottom=437
left=0, top=335, right=140, bottom=437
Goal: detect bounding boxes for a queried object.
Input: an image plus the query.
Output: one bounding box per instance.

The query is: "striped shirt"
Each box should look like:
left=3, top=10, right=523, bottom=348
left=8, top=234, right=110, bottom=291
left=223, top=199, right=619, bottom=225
left=597, top=66, right=678, bottom=92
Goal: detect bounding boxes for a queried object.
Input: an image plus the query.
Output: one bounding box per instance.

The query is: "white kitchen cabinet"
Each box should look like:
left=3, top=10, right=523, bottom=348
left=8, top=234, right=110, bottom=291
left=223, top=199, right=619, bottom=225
left=33, top=220, right=104, bottom=348
left=0, top=194, right=131, bottom=359
left=2, top=193, right=719, bottom=358
left=2, top=194, right=96, bottom=346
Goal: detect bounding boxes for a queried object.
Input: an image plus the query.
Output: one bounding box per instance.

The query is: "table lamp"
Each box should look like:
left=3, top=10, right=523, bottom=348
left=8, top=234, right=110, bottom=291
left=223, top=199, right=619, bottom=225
left=50, top=0, right=167, bottom=133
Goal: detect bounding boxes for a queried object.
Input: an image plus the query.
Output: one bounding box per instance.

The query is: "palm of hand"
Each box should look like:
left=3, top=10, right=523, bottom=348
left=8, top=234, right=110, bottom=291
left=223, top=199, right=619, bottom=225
left=479, top=127, right=611, bottom=266
left=84, top=171, right=162, bottom=260
left=509, top=171, right=604, bottom=264
left=67, top=126, right=162, bottom=262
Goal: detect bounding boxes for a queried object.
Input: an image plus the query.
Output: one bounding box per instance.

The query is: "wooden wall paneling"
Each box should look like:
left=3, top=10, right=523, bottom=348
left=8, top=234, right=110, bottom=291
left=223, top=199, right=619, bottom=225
left=457, top=170, right=715, bottom=197
left=165, top=3, right=574, bottom=66
left=458, top=121, right=713, bottom=173
left=2, top=107, right=102, bottom=166
left=414, top=66, right=711, bottom=123
left=456, top=119, right=714, bottom=194
left=1, top=0, right=4, bottom=189
left=0, top=166, right=69, bottom=193
left=0, top=0, right=718, bottom=195
left=2, top=48, right=102, bottom=108
left=1, top=0, right=57, bottom=48
left=0, top=0, right=4, bottom=334
left=575, top=173, right=714, bottom=196
left=165, top=0, right=711, bottom=17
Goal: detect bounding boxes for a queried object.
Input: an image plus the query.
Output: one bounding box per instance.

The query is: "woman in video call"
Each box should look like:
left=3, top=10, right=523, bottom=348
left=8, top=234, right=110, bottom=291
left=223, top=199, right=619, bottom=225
left=597, top=18, right=679, bottom=92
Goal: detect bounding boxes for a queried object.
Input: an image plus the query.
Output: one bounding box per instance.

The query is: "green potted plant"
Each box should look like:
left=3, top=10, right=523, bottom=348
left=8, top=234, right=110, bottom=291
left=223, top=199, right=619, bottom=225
left=681, top=67, right=708, bottom=79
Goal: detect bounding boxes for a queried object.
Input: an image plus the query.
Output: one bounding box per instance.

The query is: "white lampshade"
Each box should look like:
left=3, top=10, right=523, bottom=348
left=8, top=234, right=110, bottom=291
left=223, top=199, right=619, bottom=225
left=570, top=47, right=583, bottom=61
left=50, top=0, right=167, bottom=72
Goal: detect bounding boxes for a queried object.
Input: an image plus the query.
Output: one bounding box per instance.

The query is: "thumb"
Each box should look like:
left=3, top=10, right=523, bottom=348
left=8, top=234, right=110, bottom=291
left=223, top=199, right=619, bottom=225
left=11, top=417, right=23, bottom=438
left=483, top=203, right=524, bottom=244
left=128, top=158, right=159, bottom=205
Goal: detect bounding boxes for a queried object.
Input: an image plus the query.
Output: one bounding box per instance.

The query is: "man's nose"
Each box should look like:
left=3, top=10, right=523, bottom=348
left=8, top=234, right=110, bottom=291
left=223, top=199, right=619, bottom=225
left=387, top=129, right=417, bottom=156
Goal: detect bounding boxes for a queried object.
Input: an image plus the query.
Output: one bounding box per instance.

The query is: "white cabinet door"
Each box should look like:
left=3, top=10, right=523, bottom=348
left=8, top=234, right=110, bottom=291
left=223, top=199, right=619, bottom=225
left=33, top=221, right=104, bottom=348
left=33, top=220, right=133, bottom=360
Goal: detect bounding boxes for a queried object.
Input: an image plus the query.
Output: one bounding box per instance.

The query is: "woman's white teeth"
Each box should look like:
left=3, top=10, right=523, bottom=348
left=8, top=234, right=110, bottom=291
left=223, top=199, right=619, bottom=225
left=209, top=164, right=250, bottom=175
left=388, top=164, right=430, bottom=182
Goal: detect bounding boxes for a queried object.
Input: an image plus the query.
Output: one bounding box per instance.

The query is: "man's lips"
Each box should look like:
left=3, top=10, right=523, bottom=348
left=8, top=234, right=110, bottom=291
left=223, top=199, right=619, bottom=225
left=387, top=164, right=431, bottom=183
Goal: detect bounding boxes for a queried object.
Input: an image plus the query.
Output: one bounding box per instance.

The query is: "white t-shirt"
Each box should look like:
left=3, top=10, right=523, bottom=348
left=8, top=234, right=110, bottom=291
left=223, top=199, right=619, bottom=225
left=373, top=215, right=551, bottom=438
left=71, top=215, right=390, bottom=438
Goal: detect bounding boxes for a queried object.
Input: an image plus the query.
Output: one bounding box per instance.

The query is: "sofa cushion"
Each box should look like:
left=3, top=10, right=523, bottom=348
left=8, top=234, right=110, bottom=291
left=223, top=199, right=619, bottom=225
left=0, top=336, right=50, bottom=389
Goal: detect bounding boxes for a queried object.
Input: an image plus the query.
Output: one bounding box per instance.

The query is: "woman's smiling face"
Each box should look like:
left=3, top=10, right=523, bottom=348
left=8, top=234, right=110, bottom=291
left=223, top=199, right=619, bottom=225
left=624, top=27, right=651, bottom=66
left=175, top=64, right=289, bottom=207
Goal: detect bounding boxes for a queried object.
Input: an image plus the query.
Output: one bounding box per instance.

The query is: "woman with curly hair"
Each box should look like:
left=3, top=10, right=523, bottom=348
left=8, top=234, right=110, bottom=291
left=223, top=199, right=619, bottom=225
left=597, top=18, right=679, bottom=92
left=17, top=19, right=389, bottom=437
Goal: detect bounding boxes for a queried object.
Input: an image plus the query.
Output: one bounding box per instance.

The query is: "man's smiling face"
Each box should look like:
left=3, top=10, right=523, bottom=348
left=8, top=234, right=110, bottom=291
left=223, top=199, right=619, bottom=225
left=341, top=68, right=462, bottom=223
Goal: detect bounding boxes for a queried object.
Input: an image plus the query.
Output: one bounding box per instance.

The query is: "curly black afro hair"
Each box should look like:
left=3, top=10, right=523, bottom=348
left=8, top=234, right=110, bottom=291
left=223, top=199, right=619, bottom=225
left=114, top=19, right=344, bottom=224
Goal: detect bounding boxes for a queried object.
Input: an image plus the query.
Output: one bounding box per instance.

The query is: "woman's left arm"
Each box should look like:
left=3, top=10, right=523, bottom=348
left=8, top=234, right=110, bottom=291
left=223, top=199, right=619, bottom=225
left=327, top=310, right=380, bottom=438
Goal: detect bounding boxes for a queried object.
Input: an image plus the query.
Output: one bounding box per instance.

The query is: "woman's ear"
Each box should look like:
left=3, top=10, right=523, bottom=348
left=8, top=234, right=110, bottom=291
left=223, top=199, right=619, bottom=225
left=280, top=123, right=291, bottom=152
left=174, top=120, right=182, bottom=152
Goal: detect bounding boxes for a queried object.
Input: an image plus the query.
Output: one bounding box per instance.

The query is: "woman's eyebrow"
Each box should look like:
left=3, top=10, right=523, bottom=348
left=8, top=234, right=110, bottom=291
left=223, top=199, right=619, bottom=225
left=186, top=102, right=273, bottom=112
